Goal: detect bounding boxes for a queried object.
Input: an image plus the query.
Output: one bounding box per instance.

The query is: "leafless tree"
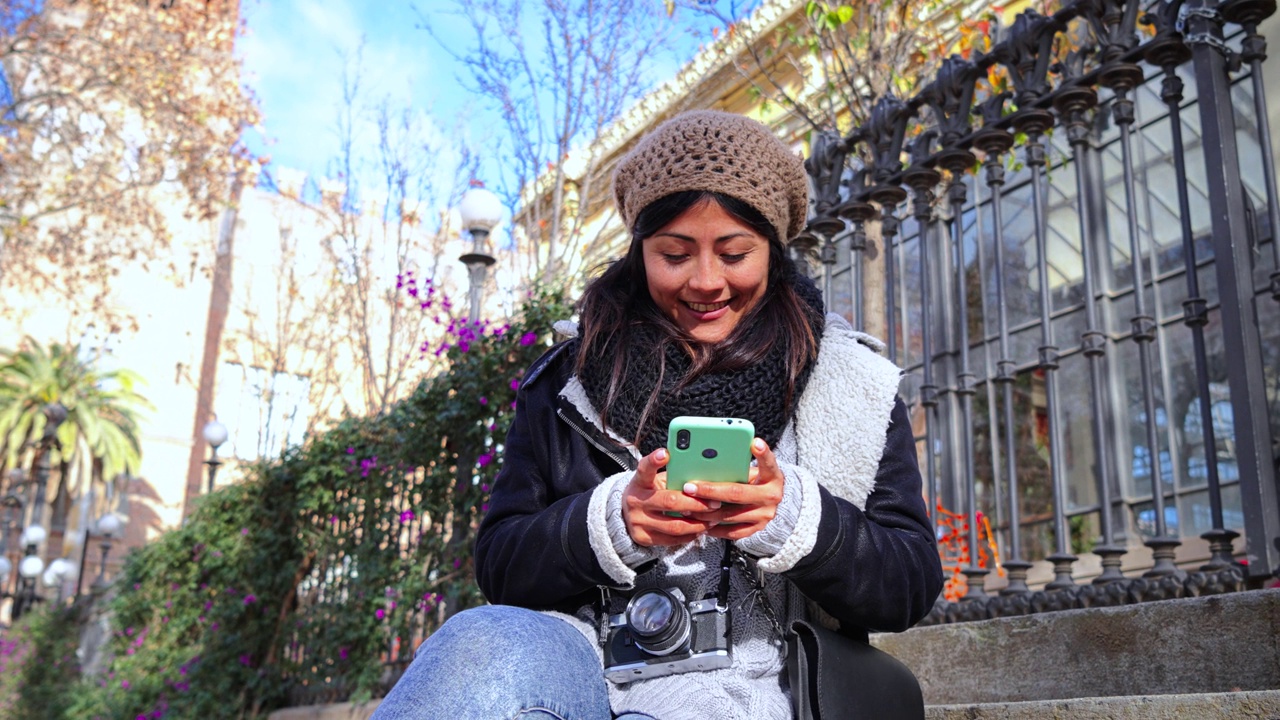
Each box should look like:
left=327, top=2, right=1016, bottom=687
left=423, top=0, right=674, bottom=286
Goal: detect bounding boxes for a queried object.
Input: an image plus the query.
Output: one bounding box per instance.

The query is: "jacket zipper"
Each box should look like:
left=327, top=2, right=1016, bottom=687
left=556, top=407, right=632, bottom=472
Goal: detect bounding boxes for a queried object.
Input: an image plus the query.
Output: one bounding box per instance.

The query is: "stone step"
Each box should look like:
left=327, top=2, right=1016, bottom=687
left=927, top=690, right=1280, bottom=719
left=872, top=588, right=1280, bottom=706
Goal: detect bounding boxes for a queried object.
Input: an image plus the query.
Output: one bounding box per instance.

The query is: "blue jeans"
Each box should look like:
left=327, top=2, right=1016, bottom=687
left=371, top=605, right=651, bottom=720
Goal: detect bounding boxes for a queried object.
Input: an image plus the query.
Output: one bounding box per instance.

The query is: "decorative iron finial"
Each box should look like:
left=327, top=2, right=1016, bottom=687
left=998, top=10, right=1059, bottom=106
left=975, top=91, right=1012, bottom=129
left=1141, top=0, right=1193, bottom=67
left=1080, top=0, right=1144, bottom=63
left=927, top=55, right=979, bottom=148
left=805, top=129, right=848, bottom=219
left=865, top=95, right=911, bottom=186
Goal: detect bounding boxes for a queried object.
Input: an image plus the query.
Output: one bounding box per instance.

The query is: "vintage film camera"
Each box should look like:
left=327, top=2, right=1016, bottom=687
left=602, top=587, right=732, bottom=683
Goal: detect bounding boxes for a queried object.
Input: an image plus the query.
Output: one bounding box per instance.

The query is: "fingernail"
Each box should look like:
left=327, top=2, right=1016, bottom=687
left=754, top=438, right=766, bottom=451
left=683, top=483, right=697, bottom=494
left=708, top=501, right=722, bottom=510
left=656, top=449, right=667, bottom=462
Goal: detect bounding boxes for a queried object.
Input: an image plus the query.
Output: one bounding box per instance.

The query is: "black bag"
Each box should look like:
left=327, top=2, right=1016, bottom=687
left=785, top=619, right=925, bottom=720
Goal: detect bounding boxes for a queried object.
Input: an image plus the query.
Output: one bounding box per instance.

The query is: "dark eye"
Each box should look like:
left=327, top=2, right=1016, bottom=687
left=721, top=253, right=747, bottom=263
left=662, top=253, right=689, bottom=263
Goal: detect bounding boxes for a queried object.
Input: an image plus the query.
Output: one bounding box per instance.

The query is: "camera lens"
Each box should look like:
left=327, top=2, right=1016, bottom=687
left=625, top=589, right=691, bottom=657
left=676, top=429, right=691, bottom=450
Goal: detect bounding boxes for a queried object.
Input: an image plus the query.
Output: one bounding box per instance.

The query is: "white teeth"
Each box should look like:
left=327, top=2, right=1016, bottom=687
left=687, top=301, right=728, bottom=313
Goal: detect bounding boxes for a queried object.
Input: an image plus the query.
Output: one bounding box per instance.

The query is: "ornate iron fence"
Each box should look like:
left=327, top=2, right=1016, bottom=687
left=801, top=0, right=1278, bottom=622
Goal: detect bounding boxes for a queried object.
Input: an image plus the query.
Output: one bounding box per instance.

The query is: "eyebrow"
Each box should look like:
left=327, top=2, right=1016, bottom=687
left=651, top=231, right=755, bottom=243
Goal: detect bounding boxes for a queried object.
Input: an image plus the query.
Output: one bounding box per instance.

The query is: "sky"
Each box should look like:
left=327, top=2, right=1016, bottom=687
left=237, top=0, right=746, bottom=208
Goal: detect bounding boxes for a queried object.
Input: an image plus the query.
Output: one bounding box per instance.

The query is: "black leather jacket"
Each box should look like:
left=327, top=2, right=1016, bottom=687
left=475, top=342, right=944, bottom=636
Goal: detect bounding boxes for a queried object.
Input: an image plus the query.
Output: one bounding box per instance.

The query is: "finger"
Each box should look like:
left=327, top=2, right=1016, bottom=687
left=632, top=448, right=668, bottom=489
left=630, top=513, right=712, bottom=543
left=643, top=488, right=721, bottom=515
left=751, top=438, right=782, bottom=484
left=682, top=480, right=782, bottom=507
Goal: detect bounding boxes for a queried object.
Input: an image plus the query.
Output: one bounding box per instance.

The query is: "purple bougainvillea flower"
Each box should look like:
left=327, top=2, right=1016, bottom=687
left=239, top=654, right=252, bottom=667
left=244, top=594, right=256, bottom=605
left=479, top=396, right=488, bottom=405
left=346, top=447, right=355, bottom=455
left=376, top=608, right=386, bottom=620
left=520, top=332, right=537, bottom=346
left=240, top=528, right=249, bottom=536
left=458, top=341, right=470, bottom=353
left=122, top=680, right=130, bottom=689
left=399, top=510, right=415, bottom=523
left=453, top=558, right=461, bottom=569
left=339, top=647, right=349, bottom=660
left=510, top=378, right=520, bottom=391
left=477, top=453, right=492, bottom=467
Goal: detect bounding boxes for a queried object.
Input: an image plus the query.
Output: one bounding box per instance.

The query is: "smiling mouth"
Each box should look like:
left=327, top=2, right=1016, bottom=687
left=685, top=300, right=730, bottom=313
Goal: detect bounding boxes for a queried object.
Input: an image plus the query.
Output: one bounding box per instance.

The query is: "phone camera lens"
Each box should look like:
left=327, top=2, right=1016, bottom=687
left=676, top=429, right=691, bottom=450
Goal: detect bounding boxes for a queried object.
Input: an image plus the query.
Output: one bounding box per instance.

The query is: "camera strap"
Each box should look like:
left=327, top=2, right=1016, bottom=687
left=728, top=543, right=785, bottom=642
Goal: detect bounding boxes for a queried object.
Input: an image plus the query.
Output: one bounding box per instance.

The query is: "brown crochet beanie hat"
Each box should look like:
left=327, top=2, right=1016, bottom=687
left=612, top=110, right=809, bottom=244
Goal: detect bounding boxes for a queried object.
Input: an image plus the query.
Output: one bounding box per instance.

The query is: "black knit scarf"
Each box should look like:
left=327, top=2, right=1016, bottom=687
left=576, top=269, right=825, bottom=455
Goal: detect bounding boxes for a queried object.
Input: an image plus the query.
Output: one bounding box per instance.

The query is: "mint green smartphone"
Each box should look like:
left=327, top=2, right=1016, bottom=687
left=665, top=416, right=755, bottom=491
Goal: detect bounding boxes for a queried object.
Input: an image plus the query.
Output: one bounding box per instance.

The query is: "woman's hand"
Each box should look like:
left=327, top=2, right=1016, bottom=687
left=622, top=448, right=723, bottom=547
left=686, top=438, right=785, bottom=541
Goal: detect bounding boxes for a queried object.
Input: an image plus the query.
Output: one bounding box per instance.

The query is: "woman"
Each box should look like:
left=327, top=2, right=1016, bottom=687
left=373, top=110, right=943, bottom=720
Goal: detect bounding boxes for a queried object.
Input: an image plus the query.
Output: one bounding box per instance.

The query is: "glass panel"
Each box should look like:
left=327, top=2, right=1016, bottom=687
left=1044, top=164, right=1085, bottom=310
left=1132, top=498, right=1179, bottom=539
left=999, top=184, right=1044, bottom=329
left=1179, top=485, right=1245, bottom=538
left=899, top=235, right=923, bottom=368
left=1256, top=297, right=1280, bottom=434
left=1056, top=349, right=1100, bottom=514
left=1111, top=336, right=1174, bottom=501
left=831, top=266, right=853, bottom=324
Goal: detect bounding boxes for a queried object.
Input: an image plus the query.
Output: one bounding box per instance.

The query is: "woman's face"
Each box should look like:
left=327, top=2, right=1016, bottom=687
left=642, top=198, right=770, bottom=343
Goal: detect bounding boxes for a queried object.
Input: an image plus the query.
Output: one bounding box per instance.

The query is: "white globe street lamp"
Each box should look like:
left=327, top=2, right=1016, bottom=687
left=20, top=524, right=46, bottom=547
left=457, top=184, right=502, bottom=323
left=19, top=554, right=43, bottom=580
left=202, top=419, right=229, bottom=494
left=93, top=511, right=125, bottom=590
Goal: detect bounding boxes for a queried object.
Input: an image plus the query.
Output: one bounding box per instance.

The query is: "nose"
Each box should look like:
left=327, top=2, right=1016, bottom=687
left=688, top=254, right=725, bottom=294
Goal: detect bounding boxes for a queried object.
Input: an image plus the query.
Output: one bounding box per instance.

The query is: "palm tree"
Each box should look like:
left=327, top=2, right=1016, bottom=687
left=0, top=338, right=151, bottom=554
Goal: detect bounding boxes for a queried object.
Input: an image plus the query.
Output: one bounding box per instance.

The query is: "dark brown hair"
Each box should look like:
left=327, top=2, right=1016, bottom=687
left=575, top=191, right=822, bottom=445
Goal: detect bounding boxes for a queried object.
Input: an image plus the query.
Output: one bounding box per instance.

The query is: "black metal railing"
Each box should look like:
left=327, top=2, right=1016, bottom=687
left=802, top=0, right=1278, bottom=622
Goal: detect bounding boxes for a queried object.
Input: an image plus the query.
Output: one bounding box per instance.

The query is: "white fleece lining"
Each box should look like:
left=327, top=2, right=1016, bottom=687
left=795, top=313, right=902, bottom=512
left=587, top=470, right=646, bottom=586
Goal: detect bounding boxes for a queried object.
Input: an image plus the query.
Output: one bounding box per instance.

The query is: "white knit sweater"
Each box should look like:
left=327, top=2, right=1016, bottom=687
left=548, top=313, right=901, bottom=720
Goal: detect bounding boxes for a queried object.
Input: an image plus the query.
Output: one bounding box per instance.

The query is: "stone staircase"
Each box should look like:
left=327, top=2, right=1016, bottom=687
left=270, top=589, right=1280, bottom=719
left=871, top=588, right=1280, bottom=719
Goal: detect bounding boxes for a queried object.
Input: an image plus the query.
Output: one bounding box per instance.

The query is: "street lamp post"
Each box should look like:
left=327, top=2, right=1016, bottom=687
left=202, top=420, right=229, bottom=494
left=12, top=524, right=46, bottom=620
left=93, top=511, right=123, bottom=591
left=0, top=494, right=21, bottom=606
left=9, top=402, right=68, bottom=620
left=457, top=183, right=503, bottom=323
